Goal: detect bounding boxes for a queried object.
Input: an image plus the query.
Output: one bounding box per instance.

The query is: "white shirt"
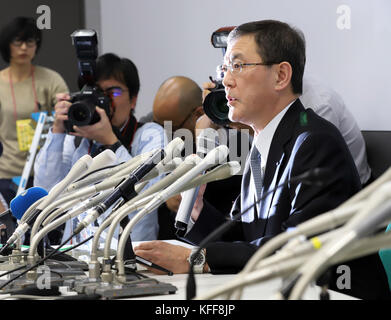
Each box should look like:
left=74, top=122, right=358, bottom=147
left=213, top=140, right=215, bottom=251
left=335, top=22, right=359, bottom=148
left=301, top=75, right=371, bottom=184
left=250, top=100, right=294, bottom=202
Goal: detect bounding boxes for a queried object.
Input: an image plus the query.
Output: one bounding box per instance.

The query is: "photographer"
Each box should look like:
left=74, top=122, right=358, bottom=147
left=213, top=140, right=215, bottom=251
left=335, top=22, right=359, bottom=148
left=34, top=53, right=165, bottom=241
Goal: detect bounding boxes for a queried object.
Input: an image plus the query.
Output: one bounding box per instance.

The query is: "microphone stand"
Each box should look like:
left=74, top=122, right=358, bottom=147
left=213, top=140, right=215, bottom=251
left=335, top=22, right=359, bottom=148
left=109, top=214, right=173, bottom=275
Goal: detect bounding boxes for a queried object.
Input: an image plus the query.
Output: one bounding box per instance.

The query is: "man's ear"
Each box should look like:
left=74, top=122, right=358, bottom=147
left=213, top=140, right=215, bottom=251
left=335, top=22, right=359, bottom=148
left=194, top=105, right=205, bottom=118
left=274, top=62, right=293, bottom=92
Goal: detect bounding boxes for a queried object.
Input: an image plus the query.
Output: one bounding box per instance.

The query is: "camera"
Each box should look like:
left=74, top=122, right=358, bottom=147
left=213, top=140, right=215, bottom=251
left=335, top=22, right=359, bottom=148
left=202, top=27, right=235, bottom=126
left=203, top=66, right=230, bottom=126
left=64, top=29, right=111, bottom=132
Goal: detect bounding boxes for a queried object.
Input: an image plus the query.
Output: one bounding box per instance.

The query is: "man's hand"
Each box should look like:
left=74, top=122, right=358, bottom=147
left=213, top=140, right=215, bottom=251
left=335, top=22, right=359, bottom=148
left=134, top=241, right=192, bottom=274
left=52, top=93, right=71, bottom=134
left=202, top=81, right=216, bottom=102
left=71, top=107, right=118, bottom=145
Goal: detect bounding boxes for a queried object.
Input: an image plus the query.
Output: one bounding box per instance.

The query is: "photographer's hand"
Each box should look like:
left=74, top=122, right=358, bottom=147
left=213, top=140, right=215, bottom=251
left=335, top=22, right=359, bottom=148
left=71, top=106, right=118, bottom=145
left=202, top=81, right=217, bottom=102
left=52, top=93, right=71, bottom=134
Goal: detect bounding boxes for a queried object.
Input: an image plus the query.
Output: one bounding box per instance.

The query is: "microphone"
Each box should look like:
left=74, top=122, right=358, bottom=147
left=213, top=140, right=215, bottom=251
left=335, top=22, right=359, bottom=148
left=28, top=189, right=114, bottom=263
left=186, top=167, right=331, bottom=300
left=99, top=154, right=202, bottom=268
left=77, top=149, right=117, bottom=180
left=1, top=154, right=93, bottom=251
left=175, top=162, right=241, bottom=235
left=175, top=128, right=221, bottom=236
left=142, top=145, right=229, bottom=215
left=0, top=187, right=48, bottom=255
left=73, top=149, right=165, bottom=234
left=113, top=145, right=230, bottom=279
left=286, top=183, right=391, bottom=300
left=31, top=158, right=183, bottom=241
left=228, top=172, right=391, bottom=300
left=65, top=137, right=183, bottom=193
left=137, top=157, right=183, bottom=185
left=184, top=161, right=241, bottom=190
left=0, top=187, right=48, bottom=221
left=65, top=152, right=153, bottom=193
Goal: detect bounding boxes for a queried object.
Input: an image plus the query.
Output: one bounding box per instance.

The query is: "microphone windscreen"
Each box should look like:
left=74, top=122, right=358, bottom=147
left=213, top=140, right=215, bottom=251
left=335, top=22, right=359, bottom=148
left=86, top=149, right=117, bottom=174
left=10, top=187, right=48, bottom=220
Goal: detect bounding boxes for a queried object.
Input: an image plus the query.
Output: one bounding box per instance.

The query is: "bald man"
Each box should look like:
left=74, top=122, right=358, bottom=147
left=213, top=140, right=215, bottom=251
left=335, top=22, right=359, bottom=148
left=153, top=76, right=204, bottom=137
left=150, top=76, right=244, bottom=240
left=149, top=76, right=204, bottom=238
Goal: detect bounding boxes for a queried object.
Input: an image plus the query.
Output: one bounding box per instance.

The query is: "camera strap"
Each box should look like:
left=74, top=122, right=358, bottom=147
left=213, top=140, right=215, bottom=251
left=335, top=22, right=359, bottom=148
left=86, top=114, right=144, bottom=157
left=117, top=114, right=139, bottom=151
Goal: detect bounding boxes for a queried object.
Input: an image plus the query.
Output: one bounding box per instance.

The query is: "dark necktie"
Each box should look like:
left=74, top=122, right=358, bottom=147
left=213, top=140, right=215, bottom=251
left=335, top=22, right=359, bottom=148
left=249, top=146, right=264, bottom=202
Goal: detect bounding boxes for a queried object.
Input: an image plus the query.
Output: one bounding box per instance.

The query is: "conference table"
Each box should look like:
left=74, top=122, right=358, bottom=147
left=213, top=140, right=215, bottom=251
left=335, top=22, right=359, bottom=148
left=131, top=272, right=356, bottom=300
left=0, top=240, right=356, bottom=301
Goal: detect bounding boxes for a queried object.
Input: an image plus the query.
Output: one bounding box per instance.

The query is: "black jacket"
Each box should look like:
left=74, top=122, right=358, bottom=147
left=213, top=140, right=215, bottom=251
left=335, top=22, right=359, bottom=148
left=186, top=99, right=390, bottom=299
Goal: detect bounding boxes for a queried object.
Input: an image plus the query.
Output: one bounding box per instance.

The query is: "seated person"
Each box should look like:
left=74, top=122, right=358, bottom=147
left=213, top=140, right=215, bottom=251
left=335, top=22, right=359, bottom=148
left=301, top=74, right=371, bottom=186
left=34, top=53, right=165, bottom=242
left=135, top=20, right=390, bottom=300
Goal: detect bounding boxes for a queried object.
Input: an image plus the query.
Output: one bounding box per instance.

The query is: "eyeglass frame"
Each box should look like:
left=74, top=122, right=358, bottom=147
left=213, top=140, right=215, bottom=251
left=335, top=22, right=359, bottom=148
left=220, top=61, right=279, bottom=75
left=10, top=38, right=38, bottom=47
left=102, top=86, right=128, bottom=98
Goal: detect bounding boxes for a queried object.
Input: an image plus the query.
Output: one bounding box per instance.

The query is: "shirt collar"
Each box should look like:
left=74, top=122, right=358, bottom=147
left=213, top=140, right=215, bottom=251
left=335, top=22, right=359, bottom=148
left=253, top=99, right=296, bottom=164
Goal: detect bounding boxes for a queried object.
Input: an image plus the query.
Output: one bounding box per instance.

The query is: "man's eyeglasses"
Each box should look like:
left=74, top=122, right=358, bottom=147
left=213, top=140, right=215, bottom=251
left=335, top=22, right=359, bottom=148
left=11, top=38, right=38, bottom=47
left=103, top=86, right=128, bottom=98
left=220, top=61, right=277, bottom=75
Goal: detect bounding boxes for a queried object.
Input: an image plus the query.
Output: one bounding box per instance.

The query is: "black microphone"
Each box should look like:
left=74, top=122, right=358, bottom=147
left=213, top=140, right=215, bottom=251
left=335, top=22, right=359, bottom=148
left=186, top=167, right=332, bottom=300
left=73, top=148, right=165, bottom=235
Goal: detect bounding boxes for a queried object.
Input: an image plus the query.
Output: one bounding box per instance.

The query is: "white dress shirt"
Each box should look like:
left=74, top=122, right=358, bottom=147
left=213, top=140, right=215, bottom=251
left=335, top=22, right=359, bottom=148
left=301, top=75, right=371, bottom=184
left=250, top=100, right=294, bottom=204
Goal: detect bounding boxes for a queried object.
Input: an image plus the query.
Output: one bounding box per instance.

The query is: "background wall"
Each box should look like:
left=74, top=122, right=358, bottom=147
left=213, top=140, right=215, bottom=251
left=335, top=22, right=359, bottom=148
left=0, top=0, right=85, bottom=92
left=1, top=1, right=389, bottom=130
left=84, top=0, right=390, bottom=130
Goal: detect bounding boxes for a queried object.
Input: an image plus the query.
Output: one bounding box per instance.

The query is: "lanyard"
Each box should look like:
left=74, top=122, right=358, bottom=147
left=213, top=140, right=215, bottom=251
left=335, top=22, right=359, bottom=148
left=87, top=116, right=137, bottom=155
left=9, top=65, right=39, bottom=122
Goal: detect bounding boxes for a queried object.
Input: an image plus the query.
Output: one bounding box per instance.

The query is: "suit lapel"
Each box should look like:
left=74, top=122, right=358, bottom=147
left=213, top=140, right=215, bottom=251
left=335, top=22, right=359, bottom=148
left=259, top=99, right=304, bottom=221
left=240, top=153, right=255, bottom=223
left=239, top=99, right=306, bottom=229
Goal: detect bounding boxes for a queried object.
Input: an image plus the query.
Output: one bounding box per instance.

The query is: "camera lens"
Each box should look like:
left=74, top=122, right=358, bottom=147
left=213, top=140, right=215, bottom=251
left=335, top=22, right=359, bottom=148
left=68, top=100, right=96, bottom=126
left=203, top=89, right=230, bottom=126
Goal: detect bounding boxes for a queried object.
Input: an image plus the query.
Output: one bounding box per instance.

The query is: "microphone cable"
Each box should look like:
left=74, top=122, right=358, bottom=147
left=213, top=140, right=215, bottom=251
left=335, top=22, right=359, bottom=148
left=73, top=163, right=122, bottom=183
left=186, top=167, right=331, bottom=300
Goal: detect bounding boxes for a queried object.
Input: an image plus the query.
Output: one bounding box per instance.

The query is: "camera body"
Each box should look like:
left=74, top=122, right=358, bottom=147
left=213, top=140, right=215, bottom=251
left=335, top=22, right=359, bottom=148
left=202, top=27, right=235, bottom=126
left=65, top=86, right=111, bottom=132
left=64, top=29, right=111, bottom=133
left=203, top=65, right=230, bottom=126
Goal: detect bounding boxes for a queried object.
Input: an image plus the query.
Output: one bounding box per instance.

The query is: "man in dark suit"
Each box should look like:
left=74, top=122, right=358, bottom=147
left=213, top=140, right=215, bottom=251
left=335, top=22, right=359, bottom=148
left=134, top=20, right=390, bottom=299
